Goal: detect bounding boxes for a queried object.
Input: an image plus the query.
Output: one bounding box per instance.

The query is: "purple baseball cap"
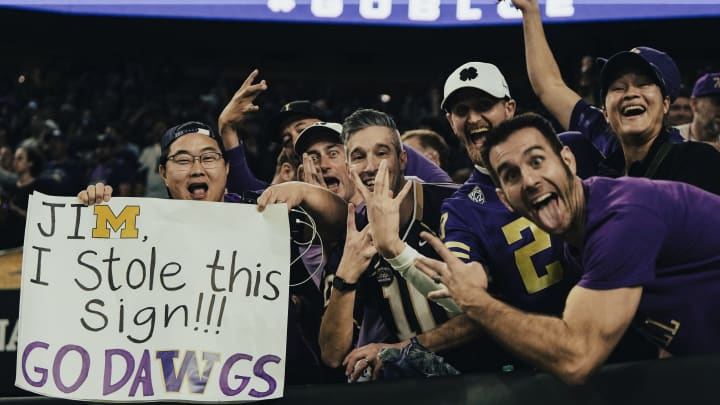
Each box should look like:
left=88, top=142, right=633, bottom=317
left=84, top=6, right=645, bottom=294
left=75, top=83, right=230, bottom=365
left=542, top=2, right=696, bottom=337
left=161, top=121, right=225, bottom=155
left=597, top=46, right=681, bottom=103
left=691, top=73, right=720, bottom=98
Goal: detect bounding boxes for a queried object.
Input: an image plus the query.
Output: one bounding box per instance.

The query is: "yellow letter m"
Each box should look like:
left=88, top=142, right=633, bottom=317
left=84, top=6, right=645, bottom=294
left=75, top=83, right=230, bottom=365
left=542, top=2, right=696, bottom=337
left=92, top=205, right=140, bottom=238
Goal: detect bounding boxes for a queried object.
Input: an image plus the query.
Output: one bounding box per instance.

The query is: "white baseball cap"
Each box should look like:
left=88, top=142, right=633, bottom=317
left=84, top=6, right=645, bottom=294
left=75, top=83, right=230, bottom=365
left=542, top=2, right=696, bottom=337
left=441, top=62, right=511, bottom=111
left=294, top=122, right=344, bottom=155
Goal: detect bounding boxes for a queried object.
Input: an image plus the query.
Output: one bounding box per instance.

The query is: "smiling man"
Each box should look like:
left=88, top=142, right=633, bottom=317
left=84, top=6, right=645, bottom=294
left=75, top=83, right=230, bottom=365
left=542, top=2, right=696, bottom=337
left=318, top=109, right=471, bottom=382
left=416, top=112, right=720, bottom=385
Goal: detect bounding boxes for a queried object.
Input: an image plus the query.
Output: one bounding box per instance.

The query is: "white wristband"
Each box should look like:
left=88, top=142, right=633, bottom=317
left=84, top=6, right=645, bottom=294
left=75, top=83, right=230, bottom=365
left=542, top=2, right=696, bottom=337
left=385, top=244, right=421, bottom=272
left=385, top=243, right=462, bottom=315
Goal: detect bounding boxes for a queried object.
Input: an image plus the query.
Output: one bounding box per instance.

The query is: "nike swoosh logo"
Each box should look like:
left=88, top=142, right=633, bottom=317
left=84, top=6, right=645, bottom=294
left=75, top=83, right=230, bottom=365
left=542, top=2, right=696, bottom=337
left=418, top=239, right=427, bottom=247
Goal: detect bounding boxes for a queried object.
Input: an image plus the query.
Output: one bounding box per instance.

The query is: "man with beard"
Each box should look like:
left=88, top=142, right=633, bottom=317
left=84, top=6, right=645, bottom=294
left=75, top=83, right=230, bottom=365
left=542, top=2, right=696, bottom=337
left=512, top=0, right=720, bottom=195
left=676, top=72, right=720, bottom=151
left=416, top=112, right=720, bottom=385
left=434, top=62, right=583, bottom=370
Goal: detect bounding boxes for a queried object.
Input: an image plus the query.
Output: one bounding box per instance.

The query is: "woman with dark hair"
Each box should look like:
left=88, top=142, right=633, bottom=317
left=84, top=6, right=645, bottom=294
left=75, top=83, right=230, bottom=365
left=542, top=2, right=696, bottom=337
left=0, top=145, right=55, bottom=249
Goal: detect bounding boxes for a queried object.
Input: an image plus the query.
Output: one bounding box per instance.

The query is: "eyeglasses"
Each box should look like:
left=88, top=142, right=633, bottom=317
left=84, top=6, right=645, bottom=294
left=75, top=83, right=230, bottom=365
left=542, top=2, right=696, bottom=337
left=166, top=151, right=223, bottom=170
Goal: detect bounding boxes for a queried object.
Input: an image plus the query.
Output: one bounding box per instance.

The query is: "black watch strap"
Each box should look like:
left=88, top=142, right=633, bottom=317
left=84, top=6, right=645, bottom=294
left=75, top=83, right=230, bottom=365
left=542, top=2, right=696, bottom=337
left=332, top=275, right=358, bottom=291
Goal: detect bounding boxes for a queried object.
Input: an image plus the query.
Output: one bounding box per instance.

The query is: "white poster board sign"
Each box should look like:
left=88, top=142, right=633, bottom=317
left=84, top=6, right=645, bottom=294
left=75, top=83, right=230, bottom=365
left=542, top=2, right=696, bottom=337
left=15, top=192, right=290, bottom=402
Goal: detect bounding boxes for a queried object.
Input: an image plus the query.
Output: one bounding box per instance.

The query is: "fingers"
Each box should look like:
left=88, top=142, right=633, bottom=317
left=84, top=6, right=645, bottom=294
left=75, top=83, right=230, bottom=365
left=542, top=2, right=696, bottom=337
left=256, top=188, right=272, bottom=212
left=415, top=255, right=448, bottom=280
left=342, top=349, right=364, bottom=377
left=374, top=159, right=388, bottom=195
left=351, top=167, right=371, bottom=201
left=395, top=179, right=413, bottom=202
left=243, top=79, right=267, bottom=100
left=348, top=358, right=369, bottom=382
left=235, top=69, right=267, bottom=102
left=79, top=183, right=112, bottom=206
left=101, top=185, right=113, bottom=203
left=428, top=288, right=452, bottom=301
left=241, top=69, right=259, bottom=89
left=301, top=153, right=325, bottom=187
left=420, top=231, right=461, bottom=266
left=346, top=203, right=356, bottom=232
left=300, top=154, right=312, bottom=183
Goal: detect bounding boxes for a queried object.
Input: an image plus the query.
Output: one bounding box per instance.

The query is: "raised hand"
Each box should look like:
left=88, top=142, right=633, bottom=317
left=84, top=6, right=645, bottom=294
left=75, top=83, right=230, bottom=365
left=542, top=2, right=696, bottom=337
left=300, top=153, right=328, bottom=188
left=509, top=0, right=540, bottom=13
left=415, top=231, right=489, bottom=308
left=336, top=202, right=377, bottom=283
left=77, top=182, right=113, bottom=206
left=351, top=159, right=412, bottom=259
left=218, top=69, right=268, bottom=148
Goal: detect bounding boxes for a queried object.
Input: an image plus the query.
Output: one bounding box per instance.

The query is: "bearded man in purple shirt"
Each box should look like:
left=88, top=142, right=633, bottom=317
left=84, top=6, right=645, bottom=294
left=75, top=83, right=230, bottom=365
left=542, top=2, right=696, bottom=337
left=416, top=112, right=720, bottom=385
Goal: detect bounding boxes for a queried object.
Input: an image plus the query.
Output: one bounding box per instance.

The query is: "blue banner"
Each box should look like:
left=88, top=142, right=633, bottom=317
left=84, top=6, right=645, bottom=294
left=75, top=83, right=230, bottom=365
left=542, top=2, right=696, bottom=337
left=2, top=1, right=719, bottom=27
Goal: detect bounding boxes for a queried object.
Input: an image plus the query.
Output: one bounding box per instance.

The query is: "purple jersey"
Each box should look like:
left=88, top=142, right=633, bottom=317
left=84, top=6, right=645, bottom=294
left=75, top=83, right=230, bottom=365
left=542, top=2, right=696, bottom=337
left=403, top=145, right=453, bottom=183
left=323, top=181, right=459, bottom=345
left=225, top=142, right=452, bottom=195
left=574, top=176, right=720, bottom=355
left=440, top=168, right=576, bottom=315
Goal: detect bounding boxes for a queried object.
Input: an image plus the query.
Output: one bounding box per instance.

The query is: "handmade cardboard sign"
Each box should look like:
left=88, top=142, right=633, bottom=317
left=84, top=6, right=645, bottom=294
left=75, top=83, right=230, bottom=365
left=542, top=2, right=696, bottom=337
left=16, top=192, right=290, bottom=402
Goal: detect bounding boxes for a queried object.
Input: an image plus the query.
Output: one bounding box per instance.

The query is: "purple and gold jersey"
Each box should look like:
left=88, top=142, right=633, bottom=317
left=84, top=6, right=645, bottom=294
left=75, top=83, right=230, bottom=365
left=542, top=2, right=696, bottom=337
left=323, top=181, right=459, bottom=345
left=440, top=168, right=577, bottom=314
left=575, top=176, right=720, bottom=355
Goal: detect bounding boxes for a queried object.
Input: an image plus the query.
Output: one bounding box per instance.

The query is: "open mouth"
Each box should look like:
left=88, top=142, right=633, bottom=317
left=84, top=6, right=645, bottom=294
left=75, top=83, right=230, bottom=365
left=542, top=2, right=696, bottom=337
left=324, top=176, right=340, bottom=193
left=188, top=182, right=209, bottom=199
left=468, top=127, right=490, bottom=146
left=621, top=105, right=646, bottom=117
left=530, top=192, right=567, bottom=231
left=531, top=192, right=558, bottom=211
left=360, top=176, right=375, bottom=191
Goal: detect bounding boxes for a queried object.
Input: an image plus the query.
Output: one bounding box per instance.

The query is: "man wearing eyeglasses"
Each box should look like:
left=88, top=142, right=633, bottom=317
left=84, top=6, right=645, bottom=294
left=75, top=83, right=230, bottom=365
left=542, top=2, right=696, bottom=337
left=158, top=122, right=233, bottom=202
left=79, top=121, right=232, bottom=204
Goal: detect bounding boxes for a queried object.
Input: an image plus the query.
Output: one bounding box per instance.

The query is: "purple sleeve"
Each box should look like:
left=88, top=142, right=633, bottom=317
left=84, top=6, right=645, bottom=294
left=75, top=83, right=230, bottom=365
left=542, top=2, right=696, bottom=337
left=403, top=144, right=453, bottom=183
left=225, top=144, right=269, bottom=194
left=578, top=207, right=666, bottom=290
left=569, top=99, right=620, bottom=158
left=558, top=131, right=603, bottom=179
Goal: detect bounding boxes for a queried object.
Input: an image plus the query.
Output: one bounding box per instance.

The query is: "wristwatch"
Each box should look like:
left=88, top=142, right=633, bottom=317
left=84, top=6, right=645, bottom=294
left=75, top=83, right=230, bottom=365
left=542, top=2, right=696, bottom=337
left=332, top=275, right=358, bottom=292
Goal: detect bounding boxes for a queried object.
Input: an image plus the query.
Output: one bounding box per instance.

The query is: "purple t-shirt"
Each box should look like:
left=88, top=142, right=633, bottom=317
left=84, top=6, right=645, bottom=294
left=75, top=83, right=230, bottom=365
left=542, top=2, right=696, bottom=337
left=573, top=176, right=720, bottom=355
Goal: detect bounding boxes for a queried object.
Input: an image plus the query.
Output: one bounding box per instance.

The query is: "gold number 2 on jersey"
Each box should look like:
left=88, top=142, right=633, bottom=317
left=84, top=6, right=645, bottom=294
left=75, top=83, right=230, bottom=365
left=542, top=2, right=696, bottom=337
left=501, top=217, right=563, bottom=294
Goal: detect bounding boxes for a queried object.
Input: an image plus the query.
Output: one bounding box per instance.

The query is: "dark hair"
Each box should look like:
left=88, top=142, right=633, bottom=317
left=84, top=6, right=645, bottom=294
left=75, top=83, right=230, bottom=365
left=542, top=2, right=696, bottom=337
left=401, top=129, right=449, bottom=167
left=481, top=112, right=564, bottom=186
left=20, top=145, right=45, bottom=177
left=275, top=148, right=301, bottom=176
left=342, top=108, right=403, bottom=158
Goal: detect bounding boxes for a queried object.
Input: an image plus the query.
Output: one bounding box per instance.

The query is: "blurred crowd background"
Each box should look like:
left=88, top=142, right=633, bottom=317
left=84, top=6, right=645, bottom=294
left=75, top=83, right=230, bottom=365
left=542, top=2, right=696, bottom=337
left=0, top=6, right=717, bottom=249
